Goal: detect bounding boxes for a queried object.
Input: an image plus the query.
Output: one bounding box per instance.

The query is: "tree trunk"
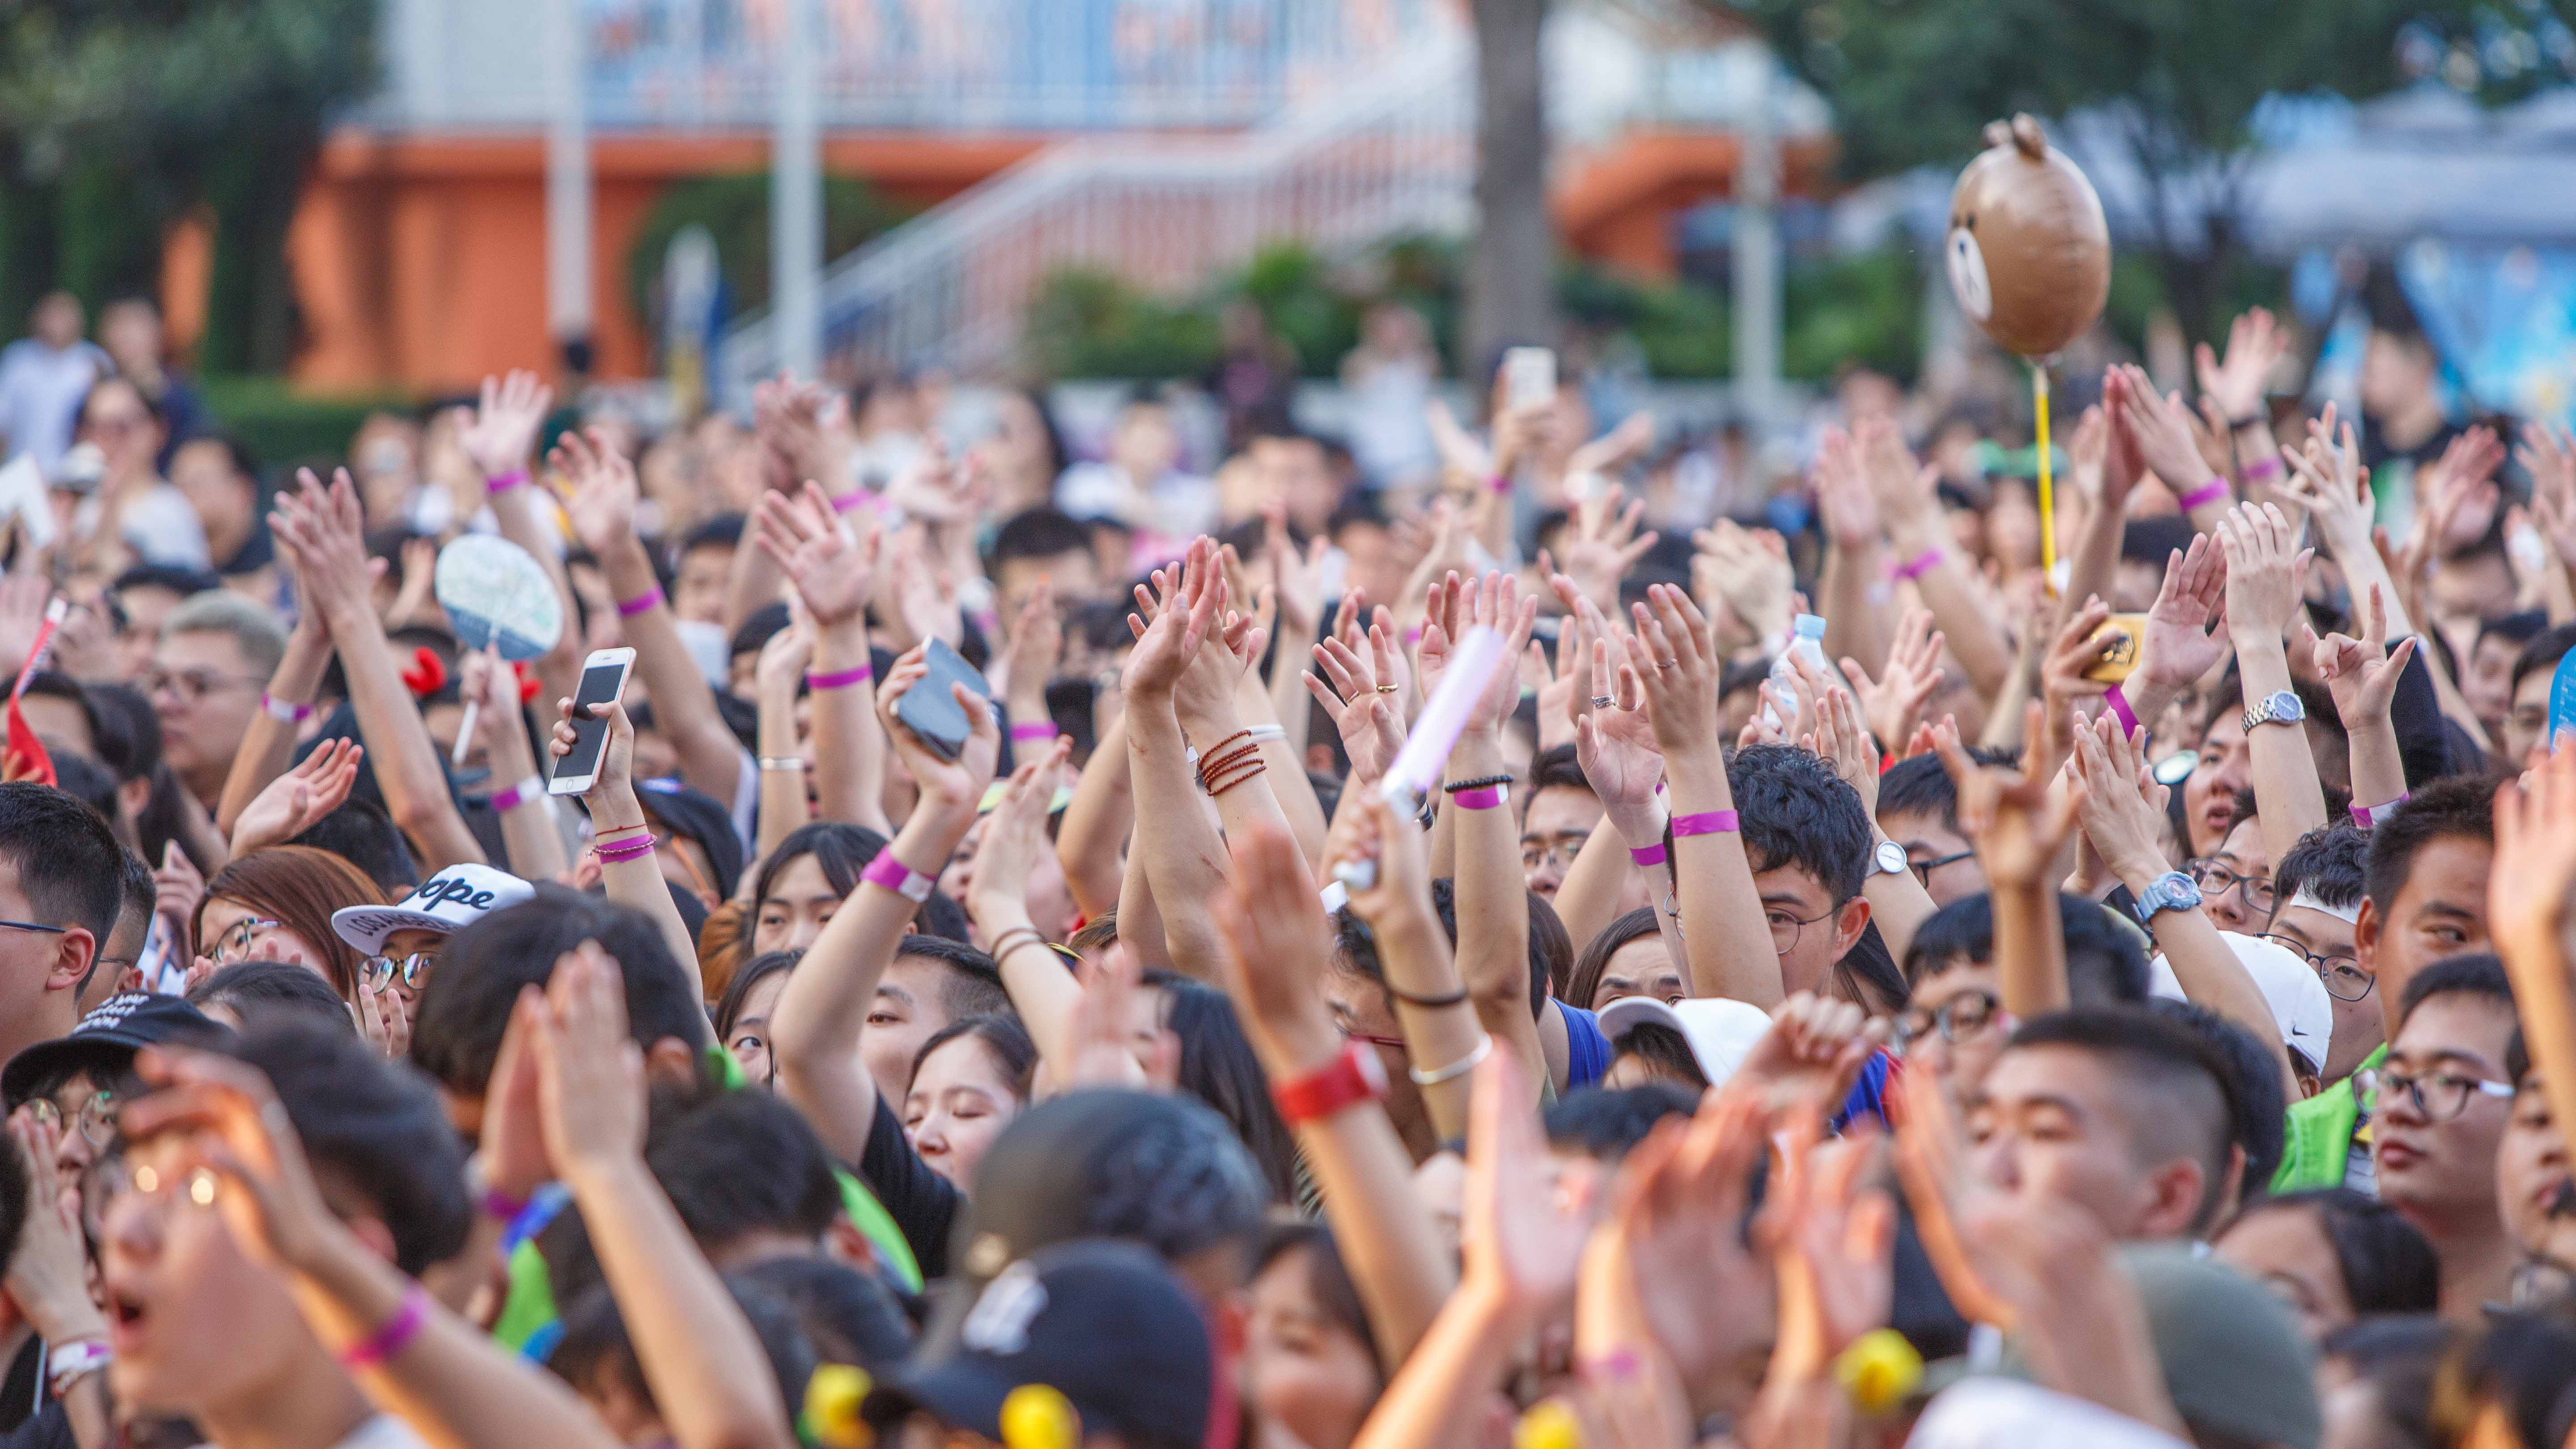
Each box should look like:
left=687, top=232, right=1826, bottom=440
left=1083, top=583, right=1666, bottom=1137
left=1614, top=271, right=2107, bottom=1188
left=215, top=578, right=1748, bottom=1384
left=200, top=141, right=310, bottom=377
left=1464, top=0, right=1555, bottom=389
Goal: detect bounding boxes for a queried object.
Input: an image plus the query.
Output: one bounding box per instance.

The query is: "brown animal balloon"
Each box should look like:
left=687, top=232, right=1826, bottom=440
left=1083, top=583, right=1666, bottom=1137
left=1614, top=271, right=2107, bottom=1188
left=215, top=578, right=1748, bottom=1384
left=1945, top=115, right=2110, bottom=359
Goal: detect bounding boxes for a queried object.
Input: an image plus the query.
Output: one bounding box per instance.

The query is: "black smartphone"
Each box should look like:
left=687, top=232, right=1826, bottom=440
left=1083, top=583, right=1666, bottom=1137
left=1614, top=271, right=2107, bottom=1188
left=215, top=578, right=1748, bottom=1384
left=893, top=638, right=992, bottom=760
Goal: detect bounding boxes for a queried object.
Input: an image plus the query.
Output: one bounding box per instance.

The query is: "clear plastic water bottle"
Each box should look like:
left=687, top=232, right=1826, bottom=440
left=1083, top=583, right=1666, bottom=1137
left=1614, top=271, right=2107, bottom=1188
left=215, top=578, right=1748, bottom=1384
left=1761, top=614, right=1830, bottom=730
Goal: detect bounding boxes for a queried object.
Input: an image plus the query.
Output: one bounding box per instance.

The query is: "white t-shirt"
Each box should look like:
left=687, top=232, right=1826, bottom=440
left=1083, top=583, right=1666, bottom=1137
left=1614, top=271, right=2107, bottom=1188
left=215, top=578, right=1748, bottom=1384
left=0, top=340, right=106, bottom=474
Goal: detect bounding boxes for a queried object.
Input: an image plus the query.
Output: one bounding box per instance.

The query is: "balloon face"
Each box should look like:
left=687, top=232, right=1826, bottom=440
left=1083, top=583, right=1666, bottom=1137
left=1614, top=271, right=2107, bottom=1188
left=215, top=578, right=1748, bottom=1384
left=1945, top=115, right=2111, bottom=359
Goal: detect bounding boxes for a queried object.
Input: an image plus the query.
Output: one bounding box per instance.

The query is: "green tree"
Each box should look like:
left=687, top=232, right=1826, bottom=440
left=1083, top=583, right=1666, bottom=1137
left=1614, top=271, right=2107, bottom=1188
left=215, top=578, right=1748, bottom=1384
left=1713, top=0, right=2510, bottom=341
left=624, top=173, right=907, bottom=360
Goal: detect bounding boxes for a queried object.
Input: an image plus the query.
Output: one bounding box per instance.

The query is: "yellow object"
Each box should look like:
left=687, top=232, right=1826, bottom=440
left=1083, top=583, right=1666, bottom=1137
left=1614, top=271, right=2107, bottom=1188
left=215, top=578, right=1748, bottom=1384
left=2034, top=364, right=2055, bottom=586
left=1833, top=1328, right=1924, bottom=1414
left=999, top=1384, right=1080, bottom=1449
left=802, top=1364, right=873, bottom=1449
left=1514, top=1398, right=1581, bottom=1449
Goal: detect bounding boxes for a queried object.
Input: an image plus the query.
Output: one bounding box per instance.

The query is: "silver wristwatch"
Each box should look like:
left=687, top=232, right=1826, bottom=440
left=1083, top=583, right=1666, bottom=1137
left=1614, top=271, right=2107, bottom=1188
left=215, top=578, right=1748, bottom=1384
left=1873, top=839, right=1909, bottom=877
left=2241, top=688, right=2305, bottom=732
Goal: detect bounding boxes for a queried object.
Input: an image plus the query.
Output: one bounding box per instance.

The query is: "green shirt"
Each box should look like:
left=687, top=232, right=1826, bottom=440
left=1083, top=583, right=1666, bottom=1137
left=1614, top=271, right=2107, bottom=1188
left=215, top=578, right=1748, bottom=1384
left=2273, top=1043, right=2386, bottom=1194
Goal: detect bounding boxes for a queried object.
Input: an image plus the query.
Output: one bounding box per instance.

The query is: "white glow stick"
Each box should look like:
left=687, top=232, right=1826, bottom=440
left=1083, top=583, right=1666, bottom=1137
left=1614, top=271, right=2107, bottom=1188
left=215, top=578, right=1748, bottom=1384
left=1333, top=625, right=1506, bottom=893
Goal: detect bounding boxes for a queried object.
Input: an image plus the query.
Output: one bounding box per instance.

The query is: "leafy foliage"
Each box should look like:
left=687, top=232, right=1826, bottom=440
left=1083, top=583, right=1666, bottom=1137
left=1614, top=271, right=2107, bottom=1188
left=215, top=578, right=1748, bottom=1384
left=623, top=173, right=909, bottom=354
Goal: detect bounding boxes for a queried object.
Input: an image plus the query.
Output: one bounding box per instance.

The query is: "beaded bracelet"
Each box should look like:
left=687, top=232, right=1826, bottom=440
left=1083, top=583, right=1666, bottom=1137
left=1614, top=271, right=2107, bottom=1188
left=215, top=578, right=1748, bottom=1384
left=616, top=586, right=664, bottom=618
left=1201, top=751, right=1264, bottom=794
left=595, top=835, right=655, bottom=864
left=1443, top=774, right=1512, bottom=794
left=484, top=468, right=529, bottom=496
left=1207, top=759, right=1269, bottom=798
left=806, top=664, right=873, bottom=691
left=338, top=1284, right=429, bottom=1370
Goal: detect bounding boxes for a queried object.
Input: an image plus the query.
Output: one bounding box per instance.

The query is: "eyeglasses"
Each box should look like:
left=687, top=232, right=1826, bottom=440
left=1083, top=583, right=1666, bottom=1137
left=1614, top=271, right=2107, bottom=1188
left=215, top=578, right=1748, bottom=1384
left=1909, top=849, right=1975, bottom=886
left=1520, top=835, right=1590, bottom=873
left=25, top=1088, right=117, bottom=1148
left=209, top=916, right=282, bottom=967
left=2186, top=859, right=2275, bottom=915
left=1766, top=904, right=1838, bottom=957
left=0, top=917, right=65, bottom=938
left=364, top=950, right=438, bottom=991
left=2366, top=1066, right=2514, bottom=1121
left=2260, top=933, right=2370, bottom=1002
left=1894, top=990, right=2001, bottom=1051
left=142, top=665, right=263, bottom=704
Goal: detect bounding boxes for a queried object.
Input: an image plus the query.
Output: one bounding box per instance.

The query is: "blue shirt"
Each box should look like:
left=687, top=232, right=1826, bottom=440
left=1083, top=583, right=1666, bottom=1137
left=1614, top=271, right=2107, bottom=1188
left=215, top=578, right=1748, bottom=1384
left=1561, top=1005, right=1610, bottom=1089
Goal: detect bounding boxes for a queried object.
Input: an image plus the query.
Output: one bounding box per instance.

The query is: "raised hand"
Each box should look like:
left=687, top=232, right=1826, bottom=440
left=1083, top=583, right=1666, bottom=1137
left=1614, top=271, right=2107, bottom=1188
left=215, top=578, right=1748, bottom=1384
left=875, top=642, right=1001, bottom=809
left=268, top=467, right=373, bottom=626
left=754, top=480, right=882, bottom=627
left=1839, top=605, right=1944, bottom=752
left=1803, top=681, right=1881, bottom=816
left=1305, top=633, right=1406, bottom=787
left=1935, top=701, right=2078, bottom=890
left=2495, top=743, right=2576, bottom=956
left=551, top=428, right=641, bottom=559
left=881, top=436, right=979, bottom=525
left=1763, top=1117, right=1896, bottom=1379
left=1547, top=484, right=1658, bottom=614
left=231, top=736, right=364, bottom=855
left=1123, top=549, right=1220, bottom=702
left=3, top=1115, right=107, bottom=1346
left=1889, top=1064, right=2021, bottom=1330
left=1690, top=520, right=1792, bottom=643
left=2278, top=405, right=2376, bottom=560
left=2066, top=710, right=2170, bottom=887
left=2214, top=500, right=2312, bottom=642
left=1461, top=1049, right=1585, bottom=1318
left=531, top=942, right=648, bottom=1180
left=2521, top=421, right=2576, bottom=567
left=2036, top=593, right=2113, bottom=754
left=2131, top=534, right=2231, bottom=697
left=550, top=694, right=638, bottom=807
left=2114, top=364, right=2219, bottom=497
left=2195, top=308, right=2286, bottom=425
left=461, top=369, right=555, bottom=480
left=2419, top=424, right=2506, bottom=551
left=1812, top=426, right=1883, bottom=553
left=1574, top=636, right=1665, bottom=838
left=964, top=742, right=1072, bottom=934
left=1625, top=583, right=1723, bottom=756
left=1566, top=409, right=1656, bottom=483
left=119, top=1046, right=346, bottom=1274
left=1732, top=994, right=1888, bottom=1118
left=1585, top=1085, right=1773, bottom=1380
left=1854, top=415, right=1938, bottom=533
left=995, top=582, right=1063, bottom=719
left=2296, top=581, right=2418, bottom=730
left=1264, top=499, right=1330, bottom=644
left=1322, top=790, right=1435, bottom=933
left=1211, top=822, right=1342, bottom=1069
left=753, top=612, right=814, bottom=699
left=1448, top=571, right=1538, bottom=737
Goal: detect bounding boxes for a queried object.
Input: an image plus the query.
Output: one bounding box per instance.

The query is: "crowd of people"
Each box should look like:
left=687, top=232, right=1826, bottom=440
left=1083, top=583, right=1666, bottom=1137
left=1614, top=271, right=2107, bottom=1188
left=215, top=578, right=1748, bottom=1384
left=0, top=282, right=2572, bottom=1449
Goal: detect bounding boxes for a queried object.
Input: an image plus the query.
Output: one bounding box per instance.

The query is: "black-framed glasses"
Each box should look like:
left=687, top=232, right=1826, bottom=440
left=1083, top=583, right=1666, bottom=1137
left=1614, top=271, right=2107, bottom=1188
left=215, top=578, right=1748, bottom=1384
left=1895, top=990, right=2001, bottom=1051
left=209, top=916, right=282, bottom=967
left=1908, top=850, right=1974, bottom=886
left=140, top=666, right=263, bottom=703
left=25, top=1088, right=116, bottom=1148
left=0, top=918, right=65, bottom=937
left=2260, top=933, right=2370, bottom=1002
left=2367, top=1066, right=2514, bottom=1121
left=1766, top=905, right=1838, bottom=957
left=1520, top=835, right=1591, bottom=873
left=2186, top=859, right=2275, bottom=915
left=364, top=950, right=438, bottom=991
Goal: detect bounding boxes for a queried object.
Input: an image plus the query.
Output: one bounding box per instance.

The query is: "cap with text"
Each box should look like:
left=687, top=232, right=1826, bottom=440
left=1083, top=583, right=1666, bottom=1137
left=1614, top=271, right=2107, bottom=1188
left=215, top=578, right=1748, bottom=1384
left=331, top=863, right=534, bottom=955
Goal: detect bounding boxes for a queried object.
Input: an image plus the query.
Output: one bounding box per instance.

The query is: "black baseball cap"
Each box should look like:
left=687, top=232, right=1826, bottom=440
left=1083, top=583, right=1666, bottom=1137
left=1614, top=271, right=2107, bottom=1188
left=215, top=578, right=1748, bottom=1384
left=2, top=992, right=233, bottom=1109
left=636, top=775, right=744, bottom=899
left=864, top=1239, right=1212, bottom=1449
left=945, top=1089, right=1269, bottom=1288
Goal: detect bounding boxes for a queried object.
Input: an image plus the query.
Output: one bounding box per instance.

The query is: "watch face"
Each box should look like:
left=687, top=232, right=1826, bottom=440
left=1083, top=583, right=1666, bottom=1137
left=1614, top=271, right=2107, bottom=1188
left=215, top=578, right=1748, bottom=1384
left=1876, top=839, right=1907, bottom=874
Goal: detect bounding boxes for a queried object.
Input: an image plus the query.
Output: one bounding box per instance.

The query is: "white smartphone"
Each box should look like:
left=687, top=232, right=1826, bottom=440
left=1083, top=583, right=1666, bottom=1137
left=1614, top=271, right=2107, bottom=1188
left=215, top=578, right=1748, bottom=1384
left=1502, top=347, right=1556, bottom=411
left=548, top=647, right=637, bottom=796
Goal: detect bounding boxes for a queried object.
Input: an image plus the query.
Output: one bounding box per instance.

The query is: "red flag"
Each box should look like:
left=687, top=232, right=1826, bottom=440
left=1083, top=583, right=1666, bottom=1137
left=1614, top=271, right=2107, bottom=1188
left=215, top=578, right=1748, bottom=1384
left=5, top=693, right=53, bottom=787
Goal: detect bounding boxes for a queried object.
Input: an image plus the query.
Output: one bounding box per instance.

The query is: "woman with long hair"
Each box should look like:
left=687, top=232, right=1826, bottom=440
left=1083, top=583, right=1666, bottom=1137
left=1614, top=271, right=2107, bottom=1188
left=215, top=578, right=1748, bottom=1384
left=191, top=845, right=383, bottom=1004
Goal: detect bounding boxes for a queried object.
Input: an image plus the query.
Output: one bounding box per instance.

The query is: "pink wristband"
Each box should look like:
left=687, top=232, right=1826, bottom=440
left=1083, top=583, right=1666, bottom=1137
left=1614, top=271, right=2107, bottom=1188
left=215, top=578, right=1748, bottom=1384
left=484, top=468, right=528, bottom=496
left=615, top=586, right=663, bottom=618
left=1629, top=843, right=1667, bottom=868
left=1670, top=809, right=1739, bottom=837
left=1451, top=785, right=1504, bottom=810
left=2239, top=455, right=2284, bottom=484
left=806, top=664, right=873, bottom=691
left=1010, top=721, right=1059, bottom=743
left=860, top=845, right=934, bottom=902
left=2352, top=794, right=2409, bottom=827
left=1487, top=471, right=1513, bottom=495
left=338, top=1284, right=428, bottom=1370
left=479, top=1186, right=529, bottom=1220
left=489, top=775, right=544, bottom=814
left=830, top=489, right=870, bottom=515
left=1892, top=547, right=1943, bottom=582
left=595, top=835, right=655, bottom=864
left=2102, top=683, right=2139, bottom=737
left=260, top=691, right=313, bottom=724
left=2177, top=477, right=2231, bottom=511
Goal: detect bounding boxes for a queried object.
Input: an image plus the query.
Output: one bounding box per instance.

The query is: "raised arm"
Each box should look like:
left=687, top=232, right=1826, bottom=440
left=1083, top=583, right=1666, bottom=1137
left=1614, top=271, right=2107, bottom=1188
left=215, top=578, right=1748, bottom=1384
left=1433, top=570, right=1546, bottom=1089
left=1809, top=675, right=1936, bottom=965
left=748, top=621, right=814, bottom=865
left=1862, top=419, right=2012, bottom=702
left=461, top=371, right=584, bottom=711
left=460, top=644, right=569, bottom=883
left=556, top=428, right=744, bottom=811
left=768, top=645, right=996, bottom=1166
left=2491, top=747, right=2576, bottom=1180
left=1330, top=791, right=1491, bottom=1143
left=2118, top=534, right=2233, bottom=744
left=269, top=468, right=486, bottom=871
left=1055, top=709, right=1133, bottom=923
left=2298, top=584, right=2417, bottom=820
left=1562, top=611, right=1667, bottom=953
left=1937, top=703, right=2079, bottom=1018
left=2118, top=364, right=2236, bottom=534
left=1631, top=584, right=1781, bottom=1006
left=216, top=585, right=333, bottom=838
left=535, top=944, right=796, bottom=1449
left=1810, top=428, right=1893, bottom=674
left=754, top=479, right=890, bottom=833
left=963, top=745, right=1085, bottom=1072
left=548, top=697, right=693, bottom=969
left=2214, top=501, right=2330, bottom=865
left=2199, top=309, right=2291, bottom=513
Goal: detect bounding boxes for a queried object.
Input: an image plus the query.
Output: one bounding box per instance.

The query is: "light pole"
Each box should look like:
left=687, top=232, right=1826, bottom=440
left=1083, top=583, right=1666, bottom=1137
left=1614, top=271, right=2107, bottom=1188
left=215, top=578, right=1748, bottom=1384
left=543, top=0, right=593, bottom=374
left=773, top=0, right=823, bottom=381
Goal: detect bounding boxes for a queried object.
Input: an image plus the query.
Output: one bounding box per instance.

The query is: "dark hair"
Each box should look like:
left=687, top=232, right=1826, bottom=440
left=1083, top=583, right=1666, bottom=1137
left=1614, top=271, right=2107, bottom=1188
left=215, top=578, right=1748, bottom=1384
left=1543, top=1082, right=1701, bottom=1161
left=730, top=601, right=792, bottom=662
left=2143, top=997, right=2284, bottom=1205
left=1566, top=907, right=1666, bottom=1012
left=1334, top=881, right=1562, bottom=1025
left=228, top=1018, right=470, bottom=1274
left=409, top=887, right=712, bottom=1097
left=2317, top=1317, right=2450, bottom=1449
left=1145, top=971, right=1300, bottom=1203
left=110, top=563, right=220, bottom=603
left=19, top=673, right=101, bottom=755
left=731, top=1254, right=913, bottom=1372
left=2270, top=823, right=2369, bottom=919
left=1903, top=892, right=2150, bottom=1004
left=0, top=783, right=127, bottom=950
left=188, top=960, right=362, bottom=1035
left=648, top=1086, right=848, bottom=1251
left=81, top=682, right=161, bottom=784
left=1254, top=1224, right=1381, bottom=1379
left=196, top=845, right=384, bottom=1001
left=2363, top=776, right=2495, bottom=915
left=552, top=1275, right=815, bottom=1433
left=2004, top=1007, right=2238, bottom=1233
left=712, top=950, right=801, bottom=1043
left=754, top=822, right=886, bottom=909
left=910, top=1013, right=1038, bottom=1102
left=894, top=935, right=1011, bottom=1021
left=50, top=754, right=121, bottom=842
left=1729, top=745, right=1871, bottom=904
left=2228, top=1189, right=2440, bottom=1317
left=1527, top=743, right=1590, bottom=797
left=2120, top=516, right=2197, bottom=566
left=0, top=1123, right=25, bottom=1275
left=987, top=508, right=1093, bottom=577
left=1877, top=746, right=2055, bottom=833
left=2477, top=609, right=2549, bottom=656
left=1608, top=1021, right=1708, bottom=1091
left=675, top=513, right=745, bottom=559
left=288, top=797, right=420, bottom=893
left=2509, top=622, right=2576, bottom=694
left=2394, top=952, right=2514, bottom=1033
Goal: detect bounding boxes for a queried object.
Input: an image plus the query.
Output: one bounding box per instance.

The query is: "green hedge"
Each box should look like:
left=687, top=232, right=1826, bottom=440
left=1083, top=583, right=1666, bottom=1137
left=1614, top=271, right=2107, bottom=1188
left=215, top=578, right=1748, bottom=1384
left=200, top=376, right=412, bottom=472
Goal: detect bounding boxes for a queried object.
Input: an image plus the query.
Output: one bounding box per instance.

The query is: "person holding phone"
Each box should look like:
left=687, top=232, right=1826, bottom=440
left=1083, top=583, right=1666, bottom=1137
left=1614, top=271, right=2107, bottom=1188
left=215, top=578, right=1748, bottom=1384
left=548, top=664, right=700, bottom=974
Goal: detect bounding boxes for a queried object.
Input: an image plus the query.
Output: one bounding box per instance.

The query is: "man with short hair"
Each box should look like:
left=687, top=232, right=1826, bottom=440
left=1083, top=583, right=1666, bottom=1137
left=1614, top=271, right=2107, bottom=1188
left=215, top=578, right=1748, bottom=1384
left=109, top=562, right=219, bottom=680
left=2276, top=778, right=2495, bottom=1191
left=2503, top=622, right=2576, bottom=767
left=669, top=514, right=741, bottom=626
left=986, top=508, right=1102, bottom=641
left=148, top=590, right=286, bottom=809
left=2496, top=1028, right=2576, bottom=1308
left=1876, top=750, right=2002, bottom=907
left=2373, top=954, right=2519, bottom=1319
left=2263, top=823, right=2375, bottom=1084
left=1727, top=745, right=1875, bottom=1001
left=859, top=934, right=1011, bottom=1106
left=0, top=784, right=124, bottom=1069
left=1518, top=743, right=1601, bottom=901
left=1898, top=892, right=2149, bottom=1100
left=1969, top=1006, right=2239, bottom=1243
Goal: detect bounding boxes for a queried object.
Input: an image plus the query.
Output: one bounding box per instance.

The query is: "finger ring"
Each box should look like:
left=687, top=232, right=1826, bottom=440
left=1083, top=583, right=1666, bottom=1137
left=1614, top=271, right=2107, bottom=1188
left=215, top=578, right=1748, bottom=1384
left=1589, top=695, right=1614, bottom=709
left=1374, top=683, right=1399, bottom=694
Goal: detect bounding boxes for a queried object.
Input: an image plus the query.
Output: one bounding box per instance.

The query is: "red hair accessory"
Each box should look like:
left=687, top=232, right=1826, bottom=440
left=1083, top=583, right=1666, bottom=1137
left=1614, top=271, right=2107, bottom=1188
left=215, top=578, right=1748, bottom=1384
left=399, top=647, right=448, bottom=699
left=512, top=660, right=541, bottom=704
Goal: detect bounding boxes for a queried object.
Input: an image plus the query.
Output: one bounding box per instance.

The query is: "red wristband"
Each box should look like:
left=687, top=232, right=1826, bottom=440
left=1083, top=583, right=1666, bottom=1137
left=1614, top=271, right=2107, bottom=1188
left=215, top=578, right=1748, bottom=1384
left=1270, top=1041, right=1389, bottom=1127
left=806, top=665, right=873, bottom=690
left=2102, top=683, right=2139, bottom=738
left=1670, top=809, right=1739, bottom=837
left=2177, top=477, right=2231, bottom=511
left=484, top=468, right=528, bottom=496
left=1892, top=548, right=1943, bottom=582
left=616, top=586, right=664, bottom=618
left=1629, top=843, right=1667, bottom=868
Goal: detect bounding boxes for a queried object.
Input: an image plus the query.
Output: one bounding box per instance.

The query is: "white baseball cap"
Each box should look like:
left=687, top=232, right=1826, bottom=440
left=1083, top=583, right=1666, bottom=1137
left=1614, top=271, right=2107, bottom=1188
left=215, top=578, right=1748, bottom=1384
left=331, top=863, right=536, bottom=956
left=2149, top=931, right=2333, bottom=1073
left=1594, top=996, right=1776, bottom=1088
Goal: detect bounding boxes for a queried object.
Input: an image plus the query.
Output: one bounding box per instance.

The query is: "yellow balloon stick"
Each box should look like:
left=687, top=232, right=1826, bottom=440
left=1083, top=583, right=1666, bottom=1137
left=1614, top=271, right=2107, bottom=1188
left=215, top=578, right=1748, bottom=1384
left=2033, top=363, right=2055, bottom=589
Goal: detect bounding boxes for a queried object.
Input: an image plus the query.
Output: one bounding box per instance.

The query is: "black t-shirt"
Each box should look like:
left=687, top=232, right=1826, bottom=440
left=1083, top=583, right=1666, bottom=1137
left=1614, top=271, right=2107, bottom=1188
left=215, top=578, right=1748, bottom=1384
left=0, top=1341, right=69, bottom=1449
left=860, top=1094, right=961, bottom=1282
